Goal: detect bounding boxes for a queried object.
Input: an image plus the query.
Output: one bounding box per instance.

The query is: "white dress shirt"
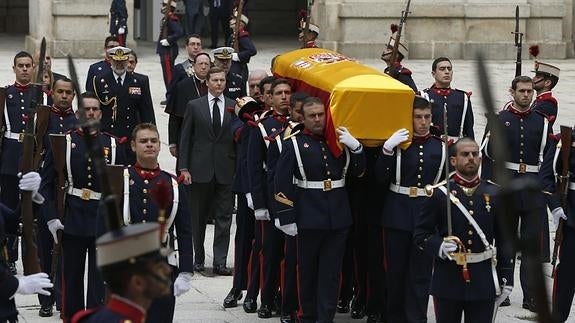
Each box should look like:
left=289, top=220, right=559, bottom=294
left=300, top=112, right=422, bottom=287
left=207, top=92, right=225, bottom=126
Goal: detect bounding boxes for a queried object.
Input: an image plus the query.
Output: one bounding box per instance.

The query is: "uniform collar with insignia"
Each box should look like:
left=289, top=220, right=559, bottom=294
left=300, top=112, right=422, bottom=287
left=134, top=163, right=161, bottom=180
left=430, top=85, right=452, bottom=97
left=453, top=172, right=480, bottom=189
left=412, top=133, right=431, bottom=144
left=51, top=105, right=75, bottom=117
left=302, top=128, right=324, bottom=140
left=507, top=104, right=532, bottom=117
left=14, top=81, right=31, bottom=91
left=106, top=294, right=146, bottom=323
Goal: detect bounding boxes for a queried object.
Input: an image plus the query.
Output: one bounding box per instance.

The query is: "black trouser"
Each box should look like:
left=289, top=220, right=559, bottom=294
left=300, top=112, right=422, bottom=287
left=260, top=219, right=283, bottom=306
left=36, top=215, right=61, bottom=310
left=0, top=175, right=19, bottom=264
left=61, top=233, right=104, bottom=322
left=146, top=265, right=178, bottom=323
left=245, top=219, right=261, bottom=300
left=297, top=228, right=348, bottom=323
left=553, top=225, right=575, bottom=322
left=232, top=194, right=255, bottom=291
left=384, top=228, right=432, bottom=323
left=339, top=233, right=354, bottom=304
left=209, top=9, right=230, bottom=47
left=190, top=179, right=233, bottom=267
left=281, top=235, right=298, bottom=316
left=434, top=297, right=494, bottom=323
left=366, top=225, right=386, bottom=318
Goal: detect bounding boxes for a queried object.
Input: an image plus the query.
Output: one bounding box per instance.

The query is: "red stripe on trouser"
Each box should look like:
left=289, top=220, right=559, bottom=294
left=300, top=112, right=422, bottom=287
left=246, top=238, right=255, bottom=288
left=163, top=53, right=173, bottom=84
left=118, top=34, right=125, bottom=46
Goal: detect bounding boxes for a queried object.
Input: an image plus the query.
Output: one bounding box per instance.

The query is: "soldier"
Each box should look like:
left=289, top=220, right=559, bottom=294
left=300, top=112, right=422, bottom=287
left=248, top=70, right=268, bottom=105
left=41, top=92, right=126, bottom=321
left=246, top=79, right=292, bottom=318
left=424, top=57, right=474, bottom=140
left=531, top=61, right=560, bottom=128
left=212, top=46, right=247, bottom=100
left=158, top=0, right=184, bottom=90
left=209, top=0, right=232, bottom=49
left=166, top=34, right=204, bottom=102
left=109, top=0, right=128, bottom=46
left=166, top=52, right=210, bottom=160
left=274, top=97, right=366, bottom=323
left=228, top=14, right=257, bottom=83
left=46, top=78, right=78, bottom=134
left=380, top=24, right=417, bottom=91
left=71, top=222, right=173, bottom=323
left=1, top=172, right=54, bottom=323
left=375, top=95, right=446, bottom=323
left=85, top=36, right=120, bottom=92
left=122, top=123, right=194, bottom=323
left=89, top=46, right=155, bottom=164
left=414, top=138, right=513, bottom=323
left=481, top=75, right=551, bottom=311
left=298, top=20, right=320, bottom=48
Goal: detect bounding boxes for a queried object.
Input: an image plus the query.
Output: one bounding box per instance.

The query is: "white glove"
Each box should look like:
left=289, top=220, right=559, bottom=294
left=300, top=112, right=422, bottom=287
left=173, top=272, right=193, bottom=297
left=275, top=219, right=297, bottom=236
left=19, top=171, right=45, bottom=204
left=246, top=193, right=254, bottom=210
left=383, top=128, right=410, bottom=154
left=232, top=53, right=240, bottom=62
left=495, top=285, right=513, bottom=308
left=47, top=219, right=64, bottom=244
left=16, top=272, right=53, bottom=296
left=203, top=5, right=210, bottom=16
left=118, top=27, right=125, bottom=34
left=160, top=39, right=170, bottom=47
left=552, top=207, right=567, bottom=229
left=254, top=208, right=270, bottom=221
left=438, top=240, right=458, bottom=260
left=337, top=126, right=362, bottom=153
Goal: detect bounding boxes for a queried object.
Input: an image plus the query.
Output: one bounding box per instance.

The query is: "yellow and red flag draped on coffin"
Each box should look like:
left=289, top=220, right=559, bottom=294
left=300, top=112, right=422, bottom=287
left=271, top=48, right=415, bottom=157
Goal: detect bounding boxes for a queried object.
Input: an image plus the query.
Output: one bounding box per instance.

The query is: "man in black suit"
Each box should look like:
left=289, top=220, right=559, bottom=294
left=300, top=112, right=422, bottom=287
left=179, top=66, right=236, bottom=275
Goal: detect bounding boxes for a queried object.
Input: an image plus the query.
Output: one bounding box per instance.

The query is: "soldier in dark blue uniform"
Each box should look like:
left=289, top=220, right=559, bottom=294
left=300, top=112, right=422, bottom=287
left=41, top=92, right=126, bottom=321
left=109, top=0, right=128, bottom=46
left=274, top=97, right=366, bottom=323
left=415, top=138, right=514, bottom=323
left=247, top=79, right=292, bottom=319
left=380, top=25, right=417, bottom=92
left=89, top=46, right=155, bottom=165
left=123, top=123, right=194, bottom=323
left=481, top=75, right=551, bottom=311
left=1, top=172, right=53, bottom=323
left=228, top=14, right=257, bottom=83
left=375, top=95, right=446, bottom=323
left=157, top=0, right=184, bottom=90
left=71, top=222, right=173, bottom=323
left=85, top=36, right=119, bottom=92
left=213, top=46, right=247, bottom=100
left=424, top=57, right=474, bottom=140
left=532, top=61, right=560, bottom=129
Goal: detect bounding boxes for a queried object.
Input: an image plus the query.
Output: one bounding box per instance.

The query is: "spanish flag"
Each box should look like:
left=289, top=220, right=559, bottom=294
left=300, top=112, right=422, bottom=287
left=272, top=48, right=414, bottom=157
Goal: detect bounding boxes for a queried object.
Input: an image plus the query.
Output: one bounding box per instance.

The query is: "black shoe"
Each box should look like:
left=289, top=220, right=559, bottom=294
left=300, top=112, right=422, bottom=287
left=280, top=314, right=296, bottom=323
left=243, top=298, right=257, bottom=313
left=213, top=265, right=233, bottom=276
left=39, top=306, right=53, bottom=317
left=522, top=298, right=537, bottom=312
left=257, top=304, right=273, bottom=318
left=7, top=262, right=17, bottom=275
left=500, top=296, right=511, bottom=307
left=193, top=263, right=205, bottom=272
left=366, top=313, right=383, bottom=323
left=223, top=288, right=243, bottom=308
left=351, top=302, right=366, bottom=319
left=337, top=299, right=350, bottom=313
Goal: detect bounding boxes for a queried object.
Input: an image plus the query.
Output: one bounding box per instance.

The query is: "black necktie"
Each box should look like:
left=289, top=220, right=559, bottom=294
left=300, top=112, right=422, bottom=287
left=212, top=97, right=221, bottom=135
left=117, top=76, right=122, bottom=86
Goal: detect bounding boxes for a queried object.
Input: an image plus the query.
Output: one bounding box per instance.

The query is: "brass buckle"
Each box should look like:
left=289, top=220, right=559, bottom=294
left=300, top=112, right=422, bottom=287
left=323, top=179, right=332, bottom=191
left=409, top=186, right=418, bottom=198
left=81, top=188, right=92, bottom=200
left=18, top=133, right=24, bottom=142
left=518, top=163, right=527, bottom=173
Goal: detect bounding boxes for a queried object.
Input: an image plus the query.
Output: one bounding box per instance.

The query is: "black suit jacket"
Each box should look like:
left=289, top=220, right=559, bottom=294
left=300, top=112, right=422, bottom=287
left=165, top=76, right=205, bottom=145
left=179, top=94, right=236, bottom=184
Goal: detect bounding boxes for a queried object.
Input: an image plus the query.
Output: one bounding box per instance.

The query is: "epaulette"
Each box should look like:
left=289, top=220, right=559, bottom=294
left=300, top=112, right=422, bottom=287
left=103, top=132, right=128, bottom=144
left=536, top=93, right=558, bottom=105
left=239, top=30, right=250, bottom=37
left=455, top=88, right=472, bottom=97
left=424, top=179, right=448, bottom=196
left=399, top=67, right=412, bottom=75
left=534, top=109, right=554, bottom=122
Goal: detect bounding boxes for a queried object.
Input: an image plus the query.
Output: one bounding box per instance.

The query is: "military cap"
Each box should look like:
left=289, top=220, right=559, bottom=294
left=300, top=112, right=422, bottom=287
left=96, top=222, right=164, bottom=268
left=230, top=14, right=249, bottom=26
left=234, top=96, right=260, bottom=122
left=162, top=0, right=177, bottom=8
left=388, top=33, right=408, bottom=58
left=212, top=47, right=235, bottom=60
left=107, top=46, right=132, bottom=61
left=299, top=20, right=320, bottom=35
left=532, top=61, right=560, bottom=78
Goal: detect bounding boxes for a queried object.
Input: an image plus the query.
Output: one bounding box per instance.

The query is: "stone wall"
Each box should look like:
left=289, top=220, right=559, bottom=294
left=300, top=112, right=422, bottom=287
left=314, top=0, right=571, bottom=59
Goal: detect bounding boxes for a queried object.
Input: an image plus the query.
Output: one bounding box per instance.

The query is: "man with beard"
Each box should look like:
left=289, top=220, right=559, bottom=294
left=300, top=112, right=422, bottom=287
left=531, top=61, right=560, bottom=129
left=85, top=36, right=119, bottom=91
left=480, top=76, right=551, bottom=311
left=423, top=57, right=474, bottom=140
left=212, top=47, right=246, bottom=100
left=414, top=138, right=513, bottom=323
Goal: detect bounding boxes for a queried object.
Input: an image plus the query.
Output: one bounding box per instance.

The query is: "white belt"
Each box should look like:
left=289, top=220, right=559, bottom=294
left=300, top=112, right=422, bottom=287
left=3, top=131, right=23, bottom=142
left=293, top=178, right=345, bottom=191
left=505, top=162, right=539, bottom=173
left=460, top=248, right=497, bottom=264
left=389, top=183, right=429, bottom=197
left=67, top=187, right=102, bottom=200
left=569, top=182, right=575, bottom=190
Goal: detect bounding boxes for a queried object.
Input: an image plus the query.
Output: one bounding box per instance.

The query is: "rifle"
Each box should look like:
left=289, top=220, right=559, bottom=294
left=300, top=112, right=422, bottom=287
left=0, top=86, right=6, bottom=155
left=301, top=0, right=315, bottom=48
left=512, top=5, right=523, bottom=77
left=552, top=125, right=572, bottom=277
left=20, top=37, right=46, bottom=275
left=231, top=0, right=244, bottom=53
left=388, top=0, right=412, bottom=66
left=160, top=2, right=170, bottom=41
left=48, top=134, right=67, bottom=281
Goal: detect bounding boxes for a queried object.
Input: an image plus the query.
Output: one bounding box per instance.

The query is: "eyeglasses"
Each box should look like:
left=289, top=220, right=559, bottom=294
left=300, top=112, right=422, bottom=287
left=84, top=107, right=101, bottom=111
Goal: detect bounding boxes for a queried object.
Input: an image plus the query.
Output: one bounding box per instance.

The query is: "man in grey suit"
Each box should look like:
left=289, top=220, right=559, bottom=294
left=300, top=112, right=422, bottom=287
left=179, top=66, right=237, bottom=275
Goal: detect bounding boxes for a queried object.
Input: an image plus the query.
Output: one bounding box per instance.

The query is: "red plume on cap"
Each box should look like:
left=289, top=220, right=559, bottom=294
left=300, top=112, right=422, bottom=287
left=529, top=44, right=540, bottom=58
left=150, top=180, right=172, bottom=210
left=299, top=9, right=308, bottom=19
left=390, top=24, right=399, bottom=34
